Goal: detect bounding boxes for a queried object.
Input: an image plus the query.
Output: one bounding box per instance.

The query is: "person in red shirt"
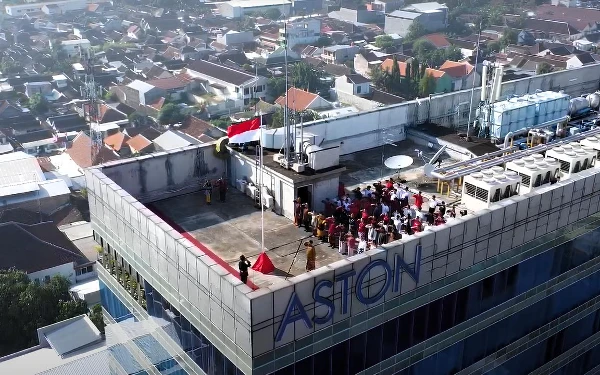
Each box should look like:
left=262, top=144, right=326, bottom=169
left=412, top=217, right=422, bottom=233
left=328, top=221, right=337, bottom=248
left=413, top=191, right=424, bottom=210
left=385, top=180, right=393, bottom=190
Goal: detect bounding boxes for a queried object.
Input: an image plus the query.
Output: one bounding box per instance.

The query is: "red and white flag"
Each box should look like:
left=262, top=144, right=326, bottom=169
left=227, top=117, right=261, bottom=144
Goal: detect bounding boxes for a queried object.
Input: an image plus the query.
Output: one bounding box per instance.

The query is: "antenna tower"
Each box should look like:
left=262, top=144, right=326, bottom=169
left=83, top=50, right=102, bottom=165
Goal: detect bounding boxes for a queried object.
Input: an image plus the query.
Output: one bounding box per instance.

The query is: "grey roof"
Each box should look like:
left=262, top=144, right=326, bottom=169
left=45, top=316, right=102, bottom=357
left=153, top=130, right=200, bottom=150
left=186, top=60, right=257, bottom=86
left=403, top=2, right=448, bottom=11
left=127, top=80, right=155, bottom=93
left=0, top=151, right=45, bottom=197
left=346, top=74, right=371, bottom=84
left=324, top=44, right=354, bottom=52
left=387, top=10, right=421, bottom=19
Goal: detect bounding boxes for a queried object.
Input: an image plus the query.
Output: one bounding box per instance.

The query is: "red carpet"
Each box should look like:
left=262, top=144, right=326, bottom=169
left=252, top=252, right=275, bottom=274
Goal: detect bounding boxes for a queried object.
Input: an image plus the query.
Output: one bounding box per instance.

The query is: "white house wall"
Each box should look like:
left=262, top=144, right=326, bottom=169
left=29, top=262, right=76, bottom=284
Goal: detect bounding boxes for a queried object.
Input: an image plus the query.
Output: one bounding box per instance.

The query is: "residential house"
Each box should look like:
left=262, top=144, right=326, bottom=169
left=381, top=58, right=452, bottom=93
left=354, top=50, right=412, bottom=77
left=322, top=45, right=359, bottom=64
left=523, top=18, right=580, bottom=41
left=386, top=2, right=448, bottom=36
left=566, top=52, right=597, bottom=69
left=126, top=133, right=155, bottom=155
left=115, top=80, right=166, bottom=111
left=127, top=25, right=143, bottom=40
left=291, top=0, right=322, bottom=14
left=438, top=60, right=478, bottom=91
left=59, top=39, right=91, bottom=58
left=103, top=131, right=131, bottom=156
left=535, top=5, right=600, bottom=36
left=162, top=45, right=202, bottom=61
left=146, top=74, right=197, bottom=101
left=0, top=100, right=25, bottom=119
left=153, top=130, right=200, bottom=151
left=24, top=82, right=53, bottom=98
left=14, top=130, right=57, bottom=155
left=335, top=74, right=372, bottom=97
left=66, top=132, right=119, bottom=169
left=328, top=7, right=384, bottom=24
left=573, top=38, right=595, bottom=52
left=447, top=37, right=480, bottom=58
left=402, top=2, right=448, bottom=28
left=178, top=116, right=225, bottom=143
left=5, top=0, right=87, bottom=17
left=185, top=60, right=268, bottom=104
left=280, top=19, right=321, bottom=49
left=301, top=46, right=324, bottom=59
left=47, top=114, right=88, bottom=134
left=368, top=0, right=405, bottom=13
left=275, top=87, right=332, bottom=112
left=420, top=33, right=451, bottom=49
left=216, top=0, right=291, bottom=19
left=216, top=31, right=255, bottom=46
left=0, top=221, right=94, bottom=285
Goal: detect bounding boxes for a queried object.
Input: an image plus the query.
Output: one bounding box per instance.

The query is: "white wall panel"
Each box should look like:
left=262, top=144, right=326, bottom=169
left=332, top=259, right=355, bottom=323
left=490, top=206, right=505, bottom=232
left=292, top=272, right=315, bottom=339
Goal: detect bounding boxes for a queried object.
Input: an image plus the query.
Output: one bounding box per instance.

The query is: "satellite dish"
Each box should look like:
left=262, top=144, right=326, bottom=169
left=424, top=163, right=435, bottom=177
left=384, top=155, right=414, bottom=169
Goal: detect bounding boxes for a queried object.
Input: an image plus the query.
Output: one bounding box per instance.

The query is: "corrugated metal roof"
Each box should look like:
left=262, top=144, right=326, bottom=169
left=0, top=151, right=45, bottom=197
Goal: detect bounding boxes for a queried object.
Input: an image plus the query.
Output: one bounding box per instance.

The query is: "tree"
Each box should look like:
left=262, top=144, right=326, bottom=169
left=157, top=103, right=184, bottom=125
left=0, top=270, right=91, bottom=356
left=89, top=304, right=105, bottom=334
left=0, top=57, right=23, bottom=74
left=291, top=61, right=322, bottom=92
left=419, top=73, right=436, bottom=96
left=412, top=40, right=436, bottom=66
left=104, top=91, right=118, bottom=102
left=445, top=46, right=464, bottom=62
left=263, top=8, right=281, bottom=20
left=315, top=37, right=333, bottom=47
left=28, top=93, right=49, bottom=115
left=536, top=62, right=553, bottom=75
left=405, top=21, right=427, bottom=41
left=374, top=35, right=395, bottom=49
left=484, top=40, right=502, bottom=55
left=129, top=112, right=148, bottom=126
left=390, top=55, right=402, bottom=94
left=500, top=28, right=518, bottom=47
left=270, top=107, right=285, bottom=129
left=268, top=76, right=287, bottom=99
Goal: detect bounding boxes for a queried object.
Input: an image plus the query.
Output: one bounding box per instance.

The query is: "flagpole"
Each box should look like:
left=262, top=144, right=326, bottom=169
left=260, top=113, right=265, bottom=254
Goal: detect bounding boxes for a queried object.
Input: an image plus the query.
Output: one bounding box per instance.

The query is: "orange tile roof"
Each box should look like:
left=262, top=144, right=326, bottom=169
left=148, top=97, right=166, bottom=111
left=66, top=132, right=119, bottom=168
left=381, top=59, right=447, bottom=79
left=421, top=33, right=451, bottom=48
left=275, top=87, right=319, bottom=111
left=103, top=132, right=130, bottom=152
left=438, top=60, right=474, bottom=78
left=126, top=134, right=152, bottom=152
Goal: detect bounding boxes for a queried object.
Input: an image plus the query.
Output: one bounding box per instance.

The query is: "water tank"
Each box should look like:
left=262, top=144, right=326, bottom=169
left=569, top=97, right=589, bottom=116
left=587, top=92, right=600, bottom=109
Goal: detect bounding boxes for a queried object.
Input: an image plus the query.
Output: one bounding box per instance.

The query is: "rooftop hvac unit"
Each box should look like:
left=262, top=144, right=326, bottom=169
left=545, top=143, right=596, bottom=180
left=580, top=137, right=600, bottom=160
left=462, top=169, right=520, bottom=212
left=505, top=155, right=559, bottom=195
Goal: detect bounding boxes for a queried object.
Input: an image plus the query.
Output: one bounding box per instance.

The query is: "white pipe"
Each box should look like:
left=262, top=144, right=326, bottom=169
left=494, top=66, right=504, bottom=101
left=431, top=121, right=599, bottom=181
left=481, top=65, right=488, bottom=102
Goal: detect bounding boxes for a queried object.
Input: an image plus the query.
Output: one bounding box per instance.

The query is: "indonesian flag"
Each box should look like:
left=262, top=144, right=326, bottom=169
left=227, top=117, right=261, bottom=144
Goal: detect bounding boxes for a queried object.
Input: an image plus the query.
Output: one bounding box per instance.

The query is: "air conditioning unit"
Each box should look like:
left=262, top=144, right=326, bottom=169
left=273, top=153, right=284, bottom=163
left=291, top=163, right=307, bottom=173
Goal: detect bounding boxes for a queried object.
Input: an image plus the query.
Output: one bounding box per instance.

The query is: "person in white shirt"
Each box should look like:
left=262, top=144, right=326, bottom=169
left=393, top=214, right=403, bottom=232
left=361, top=186, right=373, bottom=198
left=428, top=195, right=439, bottom=214
left=381, top=202, right=390, bottom=216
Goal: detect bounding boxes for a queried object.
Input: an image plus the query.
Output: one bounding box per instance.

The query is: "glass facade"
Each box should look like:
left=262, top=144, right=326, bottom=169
left=270, top=228, right=600, bottom=375
left=144, top=282, right=244, bottom=375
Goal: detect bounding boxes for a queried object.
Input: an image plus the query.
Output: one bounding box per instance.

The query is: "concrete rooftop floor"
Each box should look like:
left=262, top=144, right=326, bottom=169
left=148, top=190, right=346, bottom=289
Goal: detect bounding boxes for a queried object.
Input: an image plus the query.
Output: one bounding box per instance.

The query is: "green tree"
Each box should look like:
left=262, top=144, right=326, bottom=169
left=0, top=270, right=91, bottom=356
left=157, top=103, right=184, bottom=125
left=374, top=35, right=395, bottom=49
left=291, top=61, right=322, bottom=92
left=28, top=93, right=49, bottom=115
left=445, top=46, right=464, bottom=62
left=315, top=37, right=333, bottom=47
left=89, top=304, right=105, bottom=334
left=0, top=57, right=23, bottom=74
left=370, top=66, right=391, bottom=92
left=412, top=40, right=436, bottom=66
left=405, top=21, right=427, bottom=41
left=268, top=76, right=287, bottom=98
left=419, top=73, right=436, bottom=96
left=484, top=40, right=502, bottom=55
left=104, top=91, right=118, bottom=102
left=536, top=62, right=553, bottom=75
left=500, top=28, right=518, bottom=47
left=263, top=8, right=281, bottom=20
left=270, top=107, right=285, bottom=129
left=129, top=112, right=148, bottom=126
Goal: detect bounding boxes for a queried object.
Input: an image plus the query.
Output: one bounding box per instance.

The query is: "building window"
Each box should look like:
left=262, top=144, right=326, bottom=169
left=44, top=275, right=51, bottom=284
left=356, top=86, right=362, bottom=94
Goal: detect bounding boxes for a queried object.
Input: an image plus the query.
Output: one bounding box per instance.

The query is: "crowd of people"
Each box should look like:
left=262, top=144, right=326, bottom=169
left=295, top=179, right=465, bottom=262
